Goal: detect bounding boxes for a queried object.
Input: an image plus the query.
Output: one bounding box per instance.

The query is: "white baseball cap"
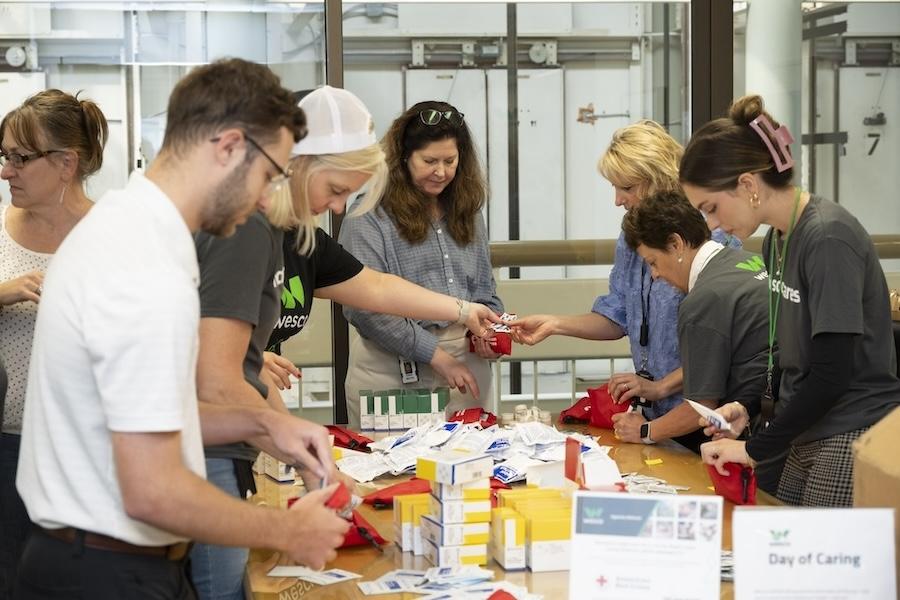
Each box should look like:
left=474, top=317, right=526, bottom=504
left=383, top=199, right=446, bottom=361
left=292, top=85, right=376, bottom=156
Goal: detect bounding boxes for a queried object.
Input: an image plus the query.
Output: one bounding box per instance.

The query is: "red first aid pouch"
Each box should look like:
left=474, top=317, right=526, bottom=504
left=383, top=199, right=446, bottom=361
left=326, top=425, right=373, bottom=451
left=448, top=407, right=497, bottom=428
left=706, top=462, right=757, bottom=505
left=339, top=510, right=386, bottom=549
left=362, top=477, right=431, bottom=509
left=288, top=492, right=386, bottom=549
left=587, top=385, right=630, bottom=429
left=558, top=384, right=628, bottom=429
left=467, top=331, right=512, bottom=355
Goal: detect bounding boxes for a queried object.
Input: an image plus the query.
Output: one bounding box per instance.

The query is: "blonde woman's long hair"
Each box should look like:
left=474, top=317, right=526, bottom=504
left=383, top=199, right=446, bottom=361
left=267, top=142, right=387, bottom=255
left=598, top=120, right=683, bottom=199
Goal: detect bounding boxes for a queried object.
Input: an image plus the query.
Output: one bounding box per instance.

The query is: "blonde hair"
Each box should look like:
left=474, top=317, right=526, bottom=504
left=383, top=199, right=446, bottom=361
left=598, top=120, right=683, bottom=199
left=267, top=142, right=387, bottom=255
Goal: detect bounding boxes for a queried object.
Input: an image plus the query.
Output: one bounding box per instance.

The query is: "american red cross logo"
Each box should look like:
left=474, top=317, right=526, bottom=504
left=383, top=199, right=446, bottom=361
left=596, top=575, right=608, bottom=587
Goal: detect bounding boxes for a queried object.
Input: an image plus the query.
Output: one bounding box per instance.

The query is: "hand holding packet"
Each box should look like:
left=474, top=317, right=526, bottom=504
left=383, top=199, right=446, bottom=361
left=467, top=313, right=516, bottom=356
left=685, top=399, right=734, bottom=433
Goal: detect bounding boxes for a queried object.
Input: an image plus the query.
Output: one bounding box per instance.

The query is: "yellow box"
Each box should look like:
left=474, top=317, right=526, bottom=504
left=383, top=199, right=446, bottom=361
left=420, top=515, right=491, bottom=546
left=392, top=493, right=430, bottom=552
left=416, top=451, right=492, bottom=485
left=506, top=497, right=570, bottom=515
left=423, top=540, right=488, bottom=567
left=429, top=495, right=491, bottom=524
left=491, top=508, right=525, bottom=548
left=526, top=511, right=572, bottom=542
left=496, top=488, right=563, bottom=508
left=412, top=502, right=430, bottom=556
left=430, top=479, right=491, bottom=501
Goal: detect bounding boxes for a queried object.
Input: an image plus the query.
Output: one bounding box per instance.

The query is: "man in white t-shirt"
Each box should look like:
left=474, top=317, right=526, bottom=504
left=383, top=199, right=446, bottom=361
left=14, top=59, right=350, bottom=599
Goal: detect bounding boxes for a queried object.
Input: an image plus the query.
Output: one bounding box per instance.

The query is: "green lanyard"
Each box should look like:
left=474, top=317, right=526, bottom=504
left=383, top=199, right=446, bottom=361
left=765, top=186, right=802, bottom=395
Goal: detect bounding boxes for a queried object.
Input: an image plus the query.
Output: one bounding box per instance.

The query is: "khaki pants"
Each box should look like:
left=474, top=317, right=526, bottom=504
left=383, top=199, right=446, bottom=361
left=344, top=324, right=493, bottom=429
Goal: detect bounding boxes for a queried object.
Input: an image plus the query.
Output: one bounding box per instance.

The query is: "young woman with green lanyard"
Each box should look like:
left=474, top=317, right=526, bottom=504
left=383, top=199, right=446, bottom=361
left=679, top=94, right=900, bottom=507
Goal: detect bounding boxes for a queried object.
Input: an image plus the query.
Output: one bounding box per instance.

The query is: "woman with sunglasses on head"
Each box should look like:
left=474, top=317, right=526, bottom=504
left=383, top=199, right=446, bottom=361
left=511, top=121, right=740, bottom=453
left=192, top=87, right=500, bottom=599
left=681, top=94, right=900, bottom=507
left=0, top=89, right=108, bottom=596
left=337, top=101, right=504, bottom=429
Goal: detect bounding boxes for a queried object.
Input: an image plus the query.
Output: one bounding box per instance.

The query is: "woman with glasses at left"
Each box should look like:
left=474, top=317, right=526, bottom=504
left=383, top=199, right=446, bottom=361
left=0, top=89, right=108, bottom=597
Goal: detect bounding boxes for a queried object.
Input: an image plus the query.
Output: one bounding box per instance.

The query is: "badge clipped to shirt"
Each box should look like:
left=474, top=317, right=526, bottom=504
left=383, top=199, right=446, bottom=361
left=398, top=358, right=419, bottom=384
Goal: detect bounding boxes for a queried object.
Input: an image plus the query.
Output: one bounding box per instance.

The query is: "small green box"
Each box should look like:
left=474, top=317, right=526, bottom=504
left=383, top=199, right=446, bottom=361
left=418, top=393, right=431, bottom=414
left=437, top=387, right=450, bottom=411
left=402, top=394, right=419, bottom=414
left=377, top=393, right=390, bottom=415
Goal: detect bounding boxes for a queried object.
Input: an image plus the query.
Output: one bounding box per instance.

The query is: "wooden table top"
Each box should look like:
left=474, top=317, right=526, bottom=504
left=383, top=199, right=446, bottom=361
left=247, top=425, right=779, bottom=600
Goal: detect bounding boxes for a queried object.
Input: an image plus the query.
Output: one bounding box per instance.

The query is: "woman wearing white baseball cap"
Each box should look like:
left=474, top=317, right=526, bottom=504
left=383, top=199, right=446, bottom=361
left=262, top=86, right=501, bottom=418
left=191, top=85, right=499, bottom=599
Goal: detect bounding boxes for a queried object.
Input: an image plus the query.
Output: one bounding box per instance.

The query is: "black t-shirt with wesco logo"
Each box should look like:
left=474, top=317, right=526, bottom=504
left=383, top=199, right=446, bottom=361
left=266, top=227, right=363, bottom=352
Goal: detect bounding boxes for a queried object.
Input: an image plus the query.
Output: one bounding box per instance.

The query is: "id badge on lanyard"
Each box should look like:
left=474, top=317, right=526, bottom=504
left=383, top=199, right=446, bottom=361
left=399, top=358, right=419, bottom=384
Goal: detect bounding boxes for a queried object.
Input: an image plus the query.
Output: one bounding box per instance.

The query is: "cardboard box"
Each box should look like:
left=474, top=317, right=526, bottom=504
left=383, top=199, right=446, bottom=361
left=412, top=502, right=430, bottom=556
left=387, top=391, right=405, bottom=431
left=496, top=487, right=564, bottom=508
left=429, top=495, right=491, bottom=524
left=491, top=542, right=526, bottom=570
left=527, top=539, right=570, bottom=572
left=525, top=511, right=572, bottom=542
left=416, top=451, right=492, bottom=485
left=853, top=406, right=900, bottom=591
left=491, top=508, right=525, bottom=548
left=374, top=393, right=390, bottom=431
left=359, top=390, right=374, bottom=432
left=392, top=493, right=430, bottom=552
left=423, top=539, right=488, bottom=567
left=402, top=394, right=419, bottom=429
left=262, top=454, right=295, bottom=482
left=430, top=478, right=491, bottom=501
left=420, top=514, right=490, bottom=546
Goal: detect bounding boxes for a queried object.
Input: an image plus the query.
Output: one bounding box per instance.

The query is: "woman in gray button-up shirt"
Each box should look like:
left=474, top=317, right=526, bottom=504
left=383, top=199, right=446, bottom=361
left=340, top=101, right=504, bottom=429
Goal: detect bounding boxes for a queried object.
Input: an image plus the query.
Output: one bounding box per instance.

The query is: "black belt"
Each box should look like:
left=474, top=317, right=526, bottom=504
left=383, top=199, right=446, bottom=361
left=42, top=527, right=192, bottom=561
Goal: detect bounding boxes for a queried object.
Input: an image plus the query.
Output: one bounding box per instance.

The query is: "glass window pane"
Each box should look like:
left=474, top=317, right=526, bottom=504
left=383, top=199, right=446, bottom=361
left=734, top=1, right=900, bottom=275
left=344, top=1, right=688, bottom=403
left=0, top=1, right=326, bottom=200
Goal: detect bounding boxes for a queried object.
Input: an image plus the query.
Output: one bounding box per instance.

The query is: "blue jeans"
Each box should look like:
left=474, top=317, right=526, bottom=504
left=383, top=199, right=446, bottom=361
left=189, top=459, right=248, bottom=600
left=1, top=434, right=30, bottom=600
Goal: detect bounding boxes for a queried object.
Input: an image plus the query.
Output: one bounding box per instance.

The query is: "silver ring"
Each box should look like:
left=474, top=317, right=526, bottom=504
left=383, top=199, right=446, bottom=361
left=37, top=285, right=42, bottom=294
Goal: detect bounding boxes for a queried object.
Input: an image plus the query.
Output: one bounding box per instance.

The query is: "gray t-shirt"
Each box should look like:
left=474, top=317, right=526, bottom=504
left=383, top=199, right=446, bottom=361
left=765, top=197, right=900, bottom=444
left=678, top=247, right=769, bottom=407
left=195, top=211, right=284, bottom=462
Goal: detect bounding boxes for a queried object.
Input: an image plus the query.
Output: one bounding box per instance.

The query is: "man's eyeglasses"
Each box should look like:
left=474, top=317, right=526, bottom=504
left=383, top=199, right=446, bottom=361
left=0, top=149, right=66, bottom=169
left=419, top=109, right=465, bottom=127
left=210, top=132, right=293, bottom=197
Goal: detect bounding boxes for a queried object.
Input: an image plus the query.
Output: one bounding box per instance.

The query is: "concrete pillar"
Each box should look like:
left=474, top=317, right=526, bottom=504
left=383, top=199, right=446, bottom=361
left=745, top=0, right=803, bottom=183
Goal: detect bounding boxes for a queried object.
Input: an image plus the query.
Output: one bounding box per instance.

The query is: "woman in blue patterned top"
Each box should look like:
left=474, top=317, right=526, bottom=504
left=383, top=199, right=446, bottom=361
left=512, top=121, right=738, bottom=452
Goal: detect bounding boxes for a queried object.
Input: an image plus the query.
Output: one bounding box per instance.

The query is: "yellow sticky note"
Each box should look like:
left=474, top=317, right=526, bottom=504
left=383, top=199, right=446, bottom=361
left=644, top=458, right=664, bottom=466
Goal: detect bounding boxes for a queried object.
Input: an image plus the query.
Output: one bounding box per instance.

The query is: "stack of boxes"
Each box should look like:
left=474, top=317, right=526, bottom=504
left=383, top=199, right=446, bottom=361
left=359, top=388, right=450, bottom=433
left=415, top=450, right=494, bottom=567
left=493, top=488, right=572, bottom=572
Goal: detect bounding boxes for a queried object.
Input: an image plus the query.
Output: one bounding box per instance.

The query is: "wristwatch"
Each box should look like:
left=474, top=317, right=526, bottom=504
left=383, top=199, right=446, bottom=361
left=639, top=422, right=655, bottom=445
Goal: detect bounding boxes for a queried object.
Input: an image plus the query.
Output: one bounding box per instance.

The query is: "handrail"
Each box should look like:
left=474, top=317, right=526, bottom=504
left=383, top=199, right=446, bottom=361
left=489, top=234, right=900, bottom=267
